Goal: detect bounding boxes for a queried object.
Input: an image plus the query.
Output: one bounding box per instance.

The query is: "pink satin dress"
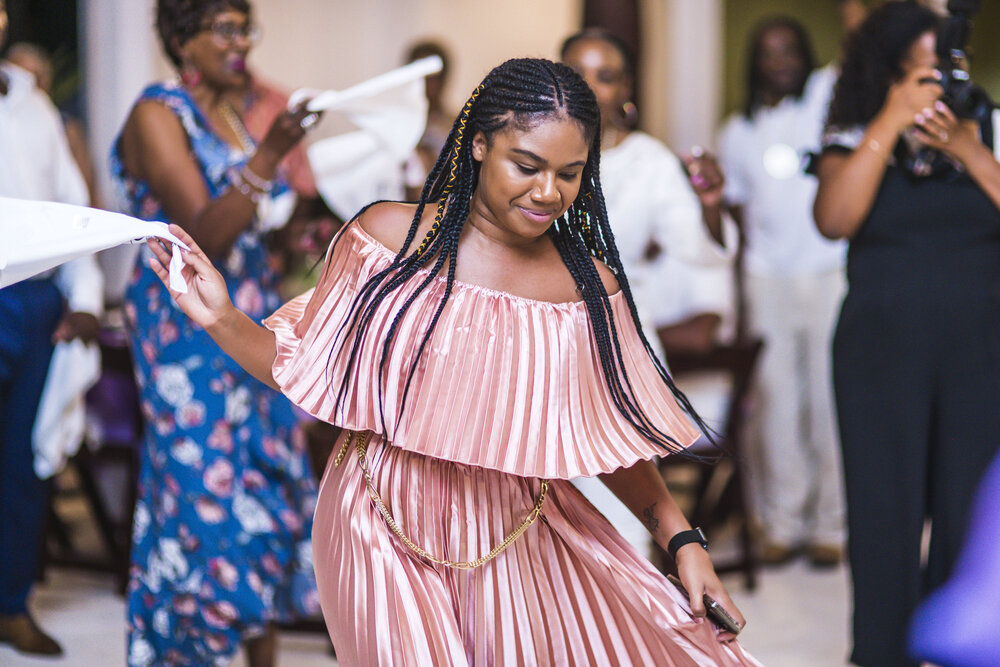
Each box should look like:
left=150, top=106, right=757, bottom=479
left=264, top=223, right=761, bottom=666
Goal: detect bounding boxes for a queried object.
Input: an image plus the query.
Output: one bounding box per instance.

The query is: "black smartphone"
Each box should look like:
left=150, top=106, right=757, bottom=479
left=666, top=574, right=743, bottom=635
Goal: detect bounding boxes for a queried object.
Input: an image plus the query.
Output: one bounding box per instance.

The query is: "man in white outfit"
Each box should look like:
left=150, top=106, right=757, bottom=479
left=717, top=16, right=846, bottom=567
left=0, top=1, right=103, bottom=654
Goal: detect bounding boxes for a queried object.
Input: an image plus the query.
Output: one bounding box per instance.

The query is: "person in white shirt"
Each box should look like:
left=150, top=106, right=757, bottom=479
left=717, top=16, right=846, bottom=567
left=562, top=29, right=735, bottom=559
left=0, top=0, right=102, bottom=655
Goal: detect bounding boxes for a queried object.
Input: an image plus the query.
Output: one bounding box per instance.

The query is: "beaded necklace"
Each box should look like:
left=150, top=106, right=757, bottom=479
left=217, top=100, right=256, bottom=154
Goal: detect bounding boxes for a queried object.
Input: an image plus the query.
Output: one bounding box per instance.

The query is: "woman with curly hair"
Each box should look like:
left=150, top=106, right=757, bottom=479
left=146, top=56, right=760, bottom=665
left=814, top=2, right=1000, bottom=664
left=112, top=1, right=320, bottom=664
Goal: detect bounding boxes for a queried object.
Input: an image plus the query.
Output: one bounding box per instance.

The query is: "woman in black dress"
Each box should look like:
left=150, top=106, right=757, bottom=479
left=814, top=3, right=1000, bottom=666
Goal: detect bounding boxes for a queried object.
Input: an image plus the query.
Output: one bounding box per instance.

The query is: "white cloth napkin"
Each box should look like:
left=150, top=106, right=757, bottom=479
left=0, top=197, right=190, bottom=293
left=32, top=339, right=101, bottom=478
left=288, top=58, right=437, bottom=220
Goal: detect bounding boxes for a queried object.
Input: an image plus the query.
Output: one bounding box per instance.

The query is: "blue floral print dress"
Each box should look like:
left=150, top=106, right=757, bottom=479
left=111, top=81, right=319, bottom=667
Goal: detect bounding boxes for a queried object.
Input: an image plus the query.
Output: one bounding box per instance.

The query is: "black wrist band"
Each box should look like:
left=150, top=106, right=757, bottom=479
left=667, top=527, right=708, bottom=561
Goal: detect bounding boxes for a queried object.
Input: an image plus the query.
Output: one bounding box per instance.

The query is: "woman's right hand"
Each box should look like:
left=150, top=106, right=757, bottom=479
left=882, top=66, right=942, bottom=131
left=257, top=102, right=318, bottom=162
left=675, top=544, right=746, bottom=641
left=147, top=224, right=235, bottom=331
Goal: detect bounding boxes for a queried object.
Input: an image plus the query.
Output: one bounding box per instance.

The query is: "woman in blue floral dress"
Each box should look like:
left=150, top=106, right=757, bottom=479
left=110, top=1, right=320, bottom=665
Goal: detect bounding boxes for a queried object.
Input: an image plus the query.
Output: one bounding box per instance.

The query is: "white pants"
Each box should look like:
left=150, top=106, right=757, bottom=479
left=746, top=269, right=846, bottom=546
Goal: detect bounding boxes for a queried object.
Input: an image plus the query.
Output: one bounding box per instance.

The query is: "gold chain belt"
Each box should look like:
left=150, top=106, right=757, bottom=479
left=334, top=430, right=549, bottom=570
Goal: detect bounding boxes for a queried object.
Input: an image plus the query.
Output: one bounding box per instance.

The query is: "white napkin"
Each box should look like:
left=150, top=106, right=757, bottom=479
left=289, top=60, right=436, bottom=220
left=168, top=242, right=187, bottom=293
left=32, top=339, right=101, bottom=479
left=288, top=55, right=442, bottom=114
left=0, top=197, right=190, bottom=292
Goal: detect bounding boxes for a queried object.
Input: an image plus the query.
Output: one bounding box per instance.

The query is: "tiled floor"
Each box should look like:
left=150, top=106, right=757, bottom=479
left=1, top=558, right=851, bottom=666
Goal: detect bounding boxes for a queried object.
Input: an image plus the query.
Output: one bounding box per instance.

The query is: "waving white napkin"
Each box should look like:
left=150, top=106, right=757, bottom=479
left=288, top=57, right=440, bottom=220
left=0, top=197, right=190, bottom=293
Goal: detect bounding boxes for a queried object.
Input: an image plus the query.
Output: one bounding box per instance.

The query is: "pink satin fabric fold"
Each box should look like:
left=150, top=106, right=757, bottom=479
left=315, top=432, right=761, bottom=666
left=264, top=223, right=700, bottom=480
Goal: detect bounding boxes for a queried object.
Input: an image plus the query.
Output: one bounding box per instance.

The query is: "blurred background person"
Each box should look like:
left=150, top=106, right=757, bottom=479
left=717, top=15, right=846, bottom=568
left=561, top=28, right=736, bottom=560
left=6, top=40, right=103, bottom=209
left=110, top=1, right=320, bottom=664
left=814, top=2, right=1000, bottom=664
left=0, top=0, right=102, bottom=656
left=402, top=38, right=453, bottom=199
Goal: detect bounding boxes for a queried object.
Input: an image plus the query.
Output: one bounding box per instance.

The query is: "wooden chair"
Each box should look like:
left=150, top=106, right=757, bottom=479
left=654, top=335, right=764, bottom=590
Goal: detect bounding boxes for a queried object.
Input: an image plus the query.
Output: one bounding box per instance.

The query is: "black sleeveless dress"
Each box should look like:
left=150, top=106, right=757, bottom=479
left=832, top=159, right=1000, bottom=666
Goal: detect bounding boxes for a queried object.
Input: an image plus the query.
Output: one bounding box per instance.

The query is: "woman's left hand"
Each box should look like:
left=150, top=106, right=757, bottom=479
left=681, top=148, right=726, bottom=209
left=675, top=543, right=746, bottom=641
left=914, top=101, right=980, bottom=164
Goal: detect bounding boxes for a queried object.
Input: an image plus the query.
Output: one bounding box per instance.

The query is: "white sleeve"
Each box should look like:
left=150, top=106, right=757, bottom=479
left=685, top=262, right=734, bottom=331
left=993, top=109, right=1000, bottom=160
left=35, top=90, right=89, bottom=208
left=54, top=256, right=104, bottom=316
left=645, top=254, right=733, bottom=331
left=717, top=117, right=748, bottom=207
left=37, top=91, right=102, bottom=315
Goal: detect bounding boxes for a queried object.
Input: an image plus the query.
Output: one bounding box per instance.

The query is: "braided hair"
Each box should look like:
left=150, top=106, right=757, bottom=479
left=332, top=57, right=713, bottom=457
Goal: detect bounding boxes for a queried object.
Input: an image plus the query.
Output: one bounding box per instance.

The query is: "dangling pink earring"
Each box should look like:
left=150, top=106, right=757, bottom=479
left=180, top=63, right=202, bottom=88
left=621, top=100, right=638, bottom=129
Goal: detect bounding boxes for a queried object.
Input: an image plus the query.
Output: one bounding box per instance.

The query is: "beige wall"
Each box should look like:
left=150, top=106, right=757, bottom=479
left=250, top=0, right=581, bottom=115
left=641, top=0, right=724, bottom=151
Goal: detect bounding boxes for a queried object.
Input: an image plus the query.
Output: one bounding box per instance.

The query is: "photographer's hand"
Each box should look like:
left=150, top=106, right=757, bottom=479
left=914, top=101, right=1000, bottom=214
left=884, top=67, right=942, bottom=131
left=815, top=67, right=942, bottom=240
left=913, top=101, right=980, bottom=163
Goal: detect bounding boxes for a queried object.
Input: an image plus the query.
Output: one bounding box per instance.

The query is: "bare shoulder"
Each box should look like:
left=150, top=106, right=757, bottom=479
left=119, top=99, right=193, bottom=181
left=356, top=201, right=425, bottom=254
left=126, top=99, right=186, bottom=142
left=592, top=257, right=622, bottom=297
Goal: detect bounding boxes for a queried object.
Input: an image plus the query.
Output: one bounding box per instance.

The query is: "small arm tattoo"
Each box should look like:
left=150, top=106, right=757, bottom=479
left=641, top=502, right=659, bottom=533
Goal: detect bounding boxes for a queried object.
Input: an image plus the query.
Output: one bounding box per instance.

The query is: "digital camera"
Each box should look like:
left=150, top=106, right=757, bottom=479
left=937, top=0, right=994, bottom=122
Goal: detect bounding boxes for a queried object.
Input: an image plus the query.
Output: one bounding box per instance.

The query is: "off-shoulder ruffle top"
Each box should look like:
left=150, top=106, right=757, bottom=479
left=264, top=223, right=700, bottom=479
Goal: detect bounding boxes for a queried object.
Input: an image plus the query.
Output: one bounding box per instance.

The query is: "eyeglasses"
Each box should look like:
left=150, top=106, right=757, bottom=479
left=204, top=21, right=261, bottom=47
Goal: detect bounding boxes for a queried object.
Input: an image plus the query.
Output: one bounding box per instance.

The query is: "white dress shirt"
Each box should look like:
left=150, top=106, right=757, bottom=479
left=0, top=61, right=102, bottom=314
left=718, top=65, right=845, bottom=277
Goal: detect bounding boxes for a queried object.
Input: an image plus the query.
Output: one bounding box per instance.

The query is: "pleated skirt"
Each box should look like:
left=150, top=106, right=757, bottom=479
left=313, top=432, right=760, bottom=666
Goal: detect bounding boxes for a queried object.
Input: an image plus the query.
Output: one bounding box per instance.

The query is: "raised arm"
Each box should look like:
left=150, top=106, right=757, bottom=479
left=146, top=224, right=280, bottom=389
left=118, top=100, right=311, bottom=258
left=814, top=66, right=941, bottom=239
left=681, top=148, right=728, bottom=247
left=600, top=459, right=745, bottom=637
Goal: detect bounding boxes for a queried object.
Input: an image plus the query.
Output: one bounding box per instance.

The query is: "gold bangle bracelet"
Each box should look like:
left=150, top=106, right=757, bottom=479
left=866, top=138, right=886, bottom=159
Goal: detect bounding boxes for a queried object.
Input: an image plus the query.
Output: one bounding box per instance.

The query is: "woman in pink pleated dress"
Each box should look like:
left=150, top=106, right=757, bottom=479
left=146, top=58, right=761, bottom=666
